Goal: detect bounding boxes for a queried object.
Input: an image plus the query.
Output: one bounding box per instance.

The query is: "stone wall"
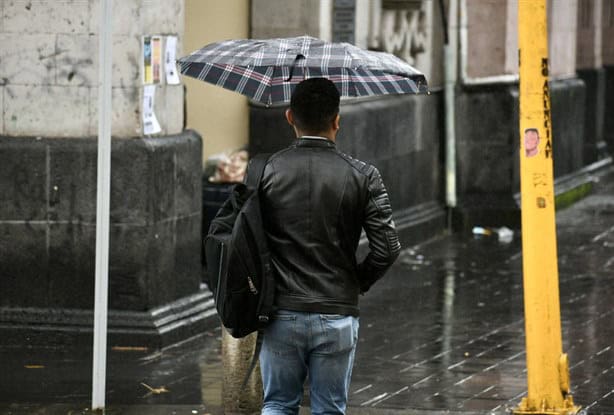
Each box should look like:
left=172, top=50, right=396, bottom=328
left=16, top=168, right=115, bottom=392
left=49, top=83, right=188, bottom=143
left=0, top=0, right=184, bottom=138
left=604, top=66, right=614, bottom=153
left=547, top=0, right=579, bottom=79
left=603, top=1, right=614, bottom=153
left=465, top=0, right=510, bottom=79
left=576, top=0, right=606, bottom=163
left=0, top=1, right=212, bottom=348
left=251, top=0, right=328, bottom=40
left=454, top=79, right=587, bottom=230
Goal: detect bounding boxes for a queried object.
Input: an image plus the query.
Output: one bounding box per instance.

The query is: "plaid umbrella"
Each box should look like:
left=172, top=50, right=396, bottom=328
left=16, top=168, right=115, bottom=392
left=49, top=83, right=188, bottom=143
left=177, top=36, right=428, bottom=105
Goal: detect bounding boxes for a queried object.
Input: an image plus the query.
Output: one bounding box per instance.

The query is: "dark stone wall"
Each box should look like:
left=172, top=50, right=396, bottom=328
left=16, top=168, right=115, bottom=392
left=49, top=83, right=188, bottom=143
left=604, top=66, right=614, bottom=155
left=454, top=78, right=588, bottom=229
left=577, top=68, right=607, bottom=164
left=337, top=94, right=444, bottom=213
left=549, top=78, right=586, bottom=178
left=0, top=131, right=209, bottom=347
left=454, top=84, right=520, bottom=229
left=249, top=93, right=446, bottom=246
left=456, top=85, right=518, bottom=197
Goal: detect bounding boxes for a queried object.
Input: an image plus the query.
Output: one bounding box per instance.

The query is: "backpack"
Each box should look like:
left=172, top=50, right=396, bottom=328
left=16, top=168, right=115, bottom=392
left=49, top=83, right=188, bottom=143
left=204, top=154, right=275, bottom=338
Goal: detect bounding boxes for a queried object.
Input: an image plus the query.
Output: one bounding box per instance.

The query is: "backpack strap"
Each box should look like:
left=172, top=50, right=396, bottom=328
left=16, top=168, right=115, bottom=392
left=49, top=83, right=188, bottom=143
left=245, top=153, right=271, bottom=189
left=239, top=152, right=270, bottom=388
left=241, top=329, right=265, bottom=389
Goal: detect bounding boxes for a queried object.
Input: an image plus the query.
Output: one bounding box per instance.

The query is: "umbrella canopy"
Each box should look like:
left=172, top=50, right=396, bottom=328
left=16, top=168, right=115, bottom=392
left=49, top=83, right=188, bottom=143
left=178, top=35, right=428, bottom=105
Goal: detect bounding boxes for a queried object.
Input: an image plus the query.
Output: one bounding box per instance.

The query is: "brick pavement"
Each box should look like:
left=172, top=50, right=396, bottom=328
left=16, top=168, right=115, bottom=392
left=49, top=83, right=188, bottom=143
left=1, top=168, right=614, bottom=415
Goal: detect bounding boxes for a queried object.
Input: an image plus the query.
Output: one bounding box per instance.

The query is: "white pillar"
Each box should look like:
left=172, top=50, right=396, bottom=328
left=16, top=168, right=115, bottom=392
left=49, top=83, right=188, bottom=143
left=92, top=0, right=113, bottom=409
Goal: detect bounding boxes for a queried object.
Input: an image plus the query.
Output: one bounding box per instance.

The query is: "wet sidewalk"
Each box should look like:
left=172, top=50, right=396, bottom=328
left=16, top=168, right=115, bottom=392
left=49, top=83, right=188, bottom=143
left=2, top=167, right=614, bottom=415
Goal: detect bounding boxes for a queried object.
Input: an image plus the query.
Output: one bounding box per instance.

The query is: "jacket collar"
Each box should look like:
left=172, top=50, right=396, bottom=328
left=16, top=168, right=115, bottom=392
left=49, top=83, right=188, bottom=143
left=296, top=136, right=336, bottom=148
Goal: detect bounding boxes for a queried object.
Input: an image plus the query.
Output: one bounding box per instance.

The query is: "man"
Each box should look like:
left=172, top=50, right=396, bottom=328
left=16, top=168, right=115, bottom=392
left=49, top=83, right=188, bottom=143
left=259, top=78, right=401, bottom=415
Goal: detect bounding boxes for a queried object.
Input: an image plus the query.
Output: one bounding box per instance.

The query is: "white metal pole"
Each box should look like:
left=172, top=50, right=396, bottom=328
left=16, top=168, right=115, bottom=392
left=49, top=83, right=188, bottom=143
left=92, top=0, right=113, bottom=410
left=444, top=0, right=458, bottom=210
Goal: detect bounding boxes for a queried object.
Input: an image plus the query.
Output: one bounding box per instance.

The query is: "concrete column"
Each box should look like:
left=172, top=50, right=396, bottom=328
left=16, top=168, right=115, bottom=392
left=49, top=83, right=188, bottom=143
left=464, top=0, right=508, bottom=79
left=576, top=0, right=601, bottom=69
left=222, top=329, right=263, bottom=414
left=576, top=0, right=606, bottom=163
left=602, top=0, right=614, bottom=154
left=251, top=0, right=325, bottom=39
left=504, top=0, right=519, bottom=75
left=547, top=0, right=578, bottom=79
left=355, top=0, right=371, bottom=48
left=603, top=0, right=614, bottom=65
left=366, top=0, right=441, bottom=87
left=0, top=0, right=184, bottom=138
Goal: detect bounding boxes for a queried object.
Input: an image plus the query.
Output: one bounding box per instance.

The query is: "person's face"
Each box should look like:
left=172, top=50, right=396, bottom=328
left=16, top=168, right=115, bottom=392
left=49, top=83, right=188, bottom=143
left=525, top=130, right=539, bottom=151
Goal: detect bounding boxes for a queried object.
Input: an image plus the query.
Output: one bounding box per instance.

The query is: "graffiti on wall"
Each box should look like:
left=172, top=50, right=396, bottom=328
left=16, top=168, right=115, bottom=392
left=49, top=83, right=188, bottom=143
left=368, top=0, right=428, bottom=66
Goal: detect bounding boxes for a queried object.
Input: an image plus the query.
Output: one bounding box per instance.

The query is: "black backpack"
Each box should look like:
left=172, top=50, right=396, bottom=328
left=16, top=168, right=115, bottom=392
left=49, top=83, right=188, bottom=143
left=204, top=154, right=275, bottom=339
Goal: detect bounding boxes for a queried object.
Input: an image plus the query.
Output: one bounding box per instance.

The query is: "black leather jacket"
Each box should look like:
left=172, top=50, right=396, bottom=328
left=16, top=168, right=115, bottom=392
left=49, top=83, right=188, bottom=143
left=260, top=137, right=401, bottom=317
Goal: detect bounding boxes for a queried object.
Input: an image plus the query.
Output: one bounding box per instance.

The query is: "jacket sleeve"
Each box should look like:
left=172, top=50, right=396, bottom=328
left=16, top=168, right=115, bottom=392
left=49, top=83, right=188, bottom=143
left=357, top=166, right=401, bottom=293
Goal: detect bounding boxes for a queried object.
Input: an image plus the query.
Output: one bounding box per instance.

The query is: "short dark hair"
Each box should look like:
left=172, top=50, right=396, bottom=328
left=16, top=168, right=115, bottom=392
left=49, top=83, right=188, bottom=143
left=290, top=78, right=340, bottom=134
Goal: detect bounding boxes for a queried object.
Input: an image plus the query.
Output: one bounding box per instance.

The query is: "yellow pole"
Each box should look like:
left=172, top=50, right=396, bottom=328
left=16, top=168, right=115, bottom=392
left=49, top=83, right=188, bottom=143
left=515, top=1, right=579, bottom=414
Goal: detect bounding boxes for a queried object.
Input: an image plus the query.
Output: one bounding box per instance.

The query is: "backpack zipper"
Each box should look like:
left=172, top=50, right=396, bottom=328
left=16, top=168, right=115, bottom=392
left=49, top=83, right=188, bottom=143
left=247, top=276, right=258, bottom=294
left=216, top=244, right=225, bottom=306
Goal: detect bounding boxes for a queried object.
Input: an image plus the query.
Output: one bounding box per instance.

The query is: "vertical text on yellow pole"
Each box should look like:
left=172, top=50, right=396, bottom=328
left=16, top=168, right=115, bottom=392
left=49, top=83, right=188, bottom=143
left=514, top=0, right=579, bottom=414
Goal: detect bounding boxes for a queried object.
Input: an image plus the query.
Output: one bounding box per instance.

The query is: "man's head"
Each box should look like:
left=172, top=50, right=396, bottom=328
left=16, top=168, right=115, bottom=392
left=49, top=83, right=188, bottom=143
left=286, top=78, right=340, bottom=138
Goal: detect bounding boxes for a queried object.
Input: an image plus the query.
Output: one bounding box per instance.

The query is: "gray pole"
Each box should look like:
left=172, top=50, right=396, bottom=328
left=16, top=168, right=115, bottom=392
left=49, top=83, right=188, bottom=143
left=444, top=0, right=458, bottom=213
left=92, top=0, right=113, bottom=410
left=222, top=329, right=263, bottom=414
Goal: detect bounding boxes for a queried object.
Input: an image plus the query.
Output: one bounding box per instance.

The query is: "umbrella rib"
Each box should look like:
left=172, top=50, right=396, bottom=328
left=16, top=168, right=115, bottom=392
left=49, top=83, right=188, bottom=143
left=253, top=66, right=274, bottom=103
left=277, top=38, right=288, bottom=66
left=216, top=64, right=232, bottom=87
left=197, top=62, right=214, bottom=82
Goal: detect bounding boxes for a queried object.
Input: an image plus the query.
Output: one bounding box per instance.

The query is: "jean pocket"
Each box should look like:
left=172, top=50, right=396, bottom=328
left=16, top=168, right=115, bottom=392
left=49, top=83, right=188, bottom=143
left=264, top=313, right=297, bottom=358
left=319, top=313, right=346, bottom=320
left=273, top=311, right=297, bottom=321
left=316, top=315, right=359, bottom=355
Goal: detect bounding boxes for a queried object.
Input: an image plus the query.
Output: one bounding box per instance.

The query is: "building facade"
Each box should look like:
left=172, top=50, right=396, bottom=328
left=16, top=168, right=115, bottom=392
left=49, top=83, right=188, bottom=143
left=0, top=0, right=612, bottom=347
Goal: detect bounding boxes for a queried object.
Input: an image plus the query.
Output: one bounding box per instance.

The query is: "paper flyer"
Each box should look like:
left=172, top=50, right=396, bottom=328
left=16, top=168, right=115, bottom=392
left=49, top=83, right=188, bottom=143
left=152, top=36, right=162, bottom=84
left=143, top=36, right=152, bottom=84
left=143, top=85, right=161, bottom=135
left=165, top=36, right=180, bottom=85
left=143, top=35, right=162, bottom=84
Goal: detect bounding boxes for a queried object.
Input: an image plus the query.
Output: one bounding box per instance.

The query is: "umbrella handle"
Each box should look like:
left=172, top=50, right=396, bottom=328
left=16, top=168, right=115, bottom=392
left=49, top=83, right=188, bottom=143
left=286, top=54, right=306, bottom=82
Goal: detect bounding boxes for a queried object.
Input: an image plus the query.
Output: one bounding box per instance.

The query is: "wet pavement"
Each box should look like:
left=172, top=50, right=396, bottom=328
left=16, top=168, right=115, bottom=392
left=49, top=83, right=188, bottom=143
left=2, top=167, right=614, bottom=415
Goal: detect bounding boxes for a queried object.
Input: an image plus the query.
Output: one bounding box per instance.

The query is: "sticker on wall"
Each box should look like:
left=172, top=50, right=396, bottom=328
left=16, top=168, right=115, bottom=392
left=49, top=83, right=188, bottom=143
left=143, top=85, right=161, bottom=135
left=165, top=36, right=180, bottom=85
left=143, top=36, right=162, bottom=84
left=524, top=128, right=540, bottom=158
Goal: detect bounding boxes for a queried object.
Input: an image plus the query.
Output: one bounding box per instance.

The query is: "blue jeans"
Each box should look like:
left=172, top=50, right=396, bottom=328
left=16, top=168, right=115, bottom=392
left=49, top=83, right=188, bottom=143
left=259, top=310, right=359, bottom=415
